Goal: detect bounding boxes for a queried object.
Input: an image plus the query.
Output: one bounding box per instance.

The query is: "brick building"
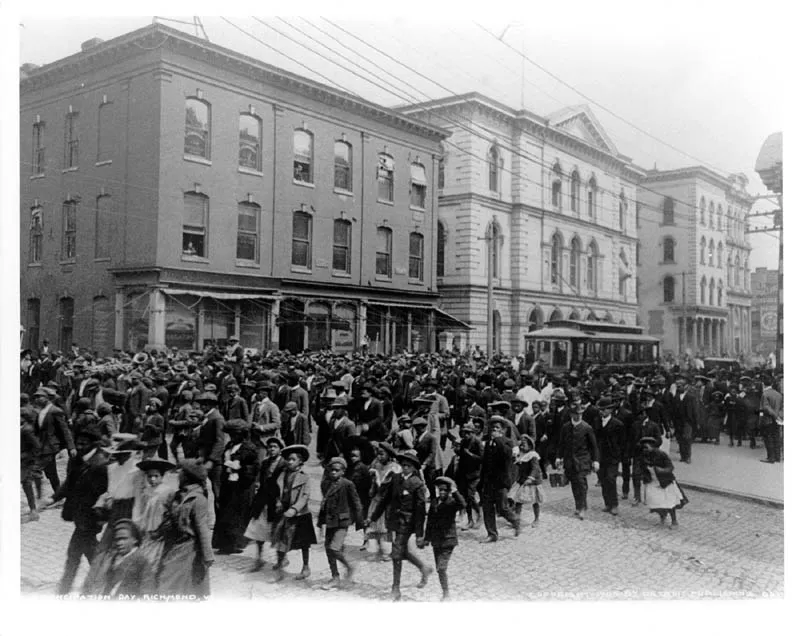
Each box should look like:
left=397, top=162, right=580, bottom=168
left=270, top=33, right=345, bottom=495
left=20, top=24, right=468, bottom=355
left=637, top=167, right=753, bottom=359
left=399, top=93, right=642, bottom=356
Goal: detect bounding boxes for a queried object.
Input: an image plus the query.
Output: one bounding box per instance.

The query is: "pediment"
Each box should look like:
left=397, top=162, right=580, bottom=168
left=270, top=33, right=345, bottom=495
left=548, top=105, right=618, bottom=155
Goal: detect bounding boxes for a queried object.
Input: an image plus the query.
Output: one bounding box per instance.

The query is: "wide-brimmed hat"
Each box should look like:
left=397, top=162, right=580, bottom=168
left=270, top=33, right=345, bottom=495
left=263, top=436, right=285, bottom=449
left=519, top=434, right=536, bottom=449
left=510, top=397, right=528, bottom=407
left=281, top=444, right=310, bottom=462
left=396, top=450, right=421, bottom=468
left=179, top=459, right=208, bottom=483
left=132, top=353, right=149, bottom=365
left=412, top=416, right=428, bottom=428
left=434, top=475, right=457, bottom=490
left=108, top=439, right=145, bottom=454
left=551, top=389, right=568, bottom=402
left=331, top=395, right=350, bottom=407
left=488, top=400, right=511, bottom=410
left=461, top=421, right=478, bottom=433
left=137, top=459, right=176, bottom=474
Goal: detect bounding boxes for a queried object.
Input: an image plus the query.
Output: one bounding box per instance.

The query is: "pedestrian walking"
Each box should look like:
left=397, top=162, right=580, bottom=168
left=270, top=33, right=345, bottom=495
left=556, top=401, right=599, bottom=520
left=422, top=476, right=465, bottom=601
left=478, top=417, right=521, bottom=541
left=638, top=437, right=688, bottom=527
left=245, top=436, right=287, bottom=572
left=509, top=434, right=544, bottom=525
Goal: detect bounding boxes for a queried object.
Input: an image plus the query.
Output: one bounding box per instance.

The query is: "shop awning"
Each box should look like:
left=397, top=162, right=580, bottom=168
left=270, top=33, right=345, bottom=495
left=433, top=308, right=473, bottom=331
left=162, top=288, right=276, bottom=301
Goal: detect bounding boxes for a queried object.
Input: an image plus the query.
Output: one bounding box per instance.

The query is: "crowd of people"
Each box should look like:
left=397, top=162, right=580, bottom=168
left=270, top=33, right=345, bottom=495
left=19, top=338, right=784, bottom=601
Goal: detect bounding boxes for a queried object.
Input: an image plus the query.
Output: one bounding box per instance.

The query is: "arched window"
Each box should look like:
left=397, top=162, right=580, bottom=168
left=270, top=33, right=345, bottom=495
left=550, top=234, right=562, bottom=284
left=663, top=237, right=675, bottom=263
left=32, top=119, right=46, bottom=175
left=549, top=308, right=563, bottom=322
left=332, top=219, right=352, bottom=274
left=488, top=145, right=500, bottom=192
left=334, top=140, right=353, bottom=192
left=700, top=276, right=707, bottom=304
left=438, top=156, right=445, bottom=190
left=292, top=211, right=313, bottom=269
left=410, top=162, right=427, bottom=208
left=586, top=241, right=598, bottom=292
left=184, top=97, right=210, bottom=160
left=551, top=162, right=562, bottom=208
left=569, top=309, right=580, bottom=320
left=59, top=297, right=75, bottom=351
left=699, top=236, right=706, bottom=264
left=293, top=129, right=314, bottom=183
left=26, top=298, right=41, bottom=351
left=62, top=199, right=78, bottom=260
left=717, top=204, right=723, bottom=232
left=618, top=190, right=627, bottom=230
left=587, top=176, right=597, bottom=218
left=436, top=222, right=445, bottom=278
left=587, top=311, right=599, bottom=321
left=724, top=206, right=729, bottom=233
left=663, top=276, right=675, bottom=303
left=709, top=279, right=716, bottom=306
left=376, top=227, right=392, bottom=278
left=709, top=240, right=715, bottom=265
left=570, top=170, right=580, bottom=212
left=734, top=254, right=741, bottom=287
left=663, top=196, right=675, bottom=225
left=709, top=206, right=715, bottom=229
left=237, top=201, right=260, bottom=263
left=717, top=242, right=723, bottom=268
left=743, top=259, right=749, bottom=290
left=182, top=192, right=208, bottom=258
left=569, top=237, right=581, bottom=288
left=699, top=197, right=706, bottom=225
left=409, top=232, right=424, bottom=281
left=718, top=279, right=723, bottom=306
left=29, top=206, right=43, bottom=264
left=528, top=307, right=544, bottom=332
left=728, top=256, right=733, bottom=285
left=239, top=113, right=262, bottom=171
left=378, top=153, right=394, bottom=202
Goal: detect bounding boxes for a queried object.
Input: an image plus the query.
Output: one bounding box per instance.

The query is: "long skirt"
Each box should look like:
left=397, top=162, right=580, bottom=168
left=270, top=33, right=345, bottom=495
left=157, top=538, right=210, bottom=598
left=644, top=480, right=689, bottom=511
left=272, top=512, right=317, bottom=553
left=139, top=532, right=166, bottom=568
left=244, top=509, right=272, bottom=544
left=212, top=481, right=254, bottom=551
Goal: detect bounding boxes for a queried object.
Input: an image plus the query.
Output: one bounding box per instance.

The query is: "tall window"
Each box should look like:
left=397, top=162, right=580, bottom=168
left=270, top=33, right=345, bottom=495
left=64, top=111, right=79, bottom=169
left=699, top=197, right=706, bottom=225
left=709, top=207, right=715, bottom=229
left=410, top=163, right=427, bottom=208
left=436, top=222, right=445, bottom=277
left=717, top=242, right=723, bottom=268
left=32, top=121, right=45, bottom=174
left=618, top=190, right=626, bottom=229
left=97, top=101, right=114, bottom=163
left=699, top=237, right=706, bottom=264
left=27, top=299, right=41, bottom=351
left=728, top=256, right=734, bottom=285
left=570, top=170, right=580, bottom=212
left=587, top=177, right=597, bottom=218
left=292, top=211, right=312, bottom=268
left=184, top=98, right=210, bottom=159
left=663, top=237, right=675, bottom=263
left=236, top=202, right=260, bottom=263
left=62, top=199, right=77, bottom=260
left=58, top=297, right=74, bottom=351
left=663, top=276, right=675, bottom=303
left=293, top=129, right=314, bottom=183
left=719, top=205, right=724, bottom=232
left=332, top=219, right=352, bottom=273
left=550, top=234, right=562, bottom=284
left=438, top=157, right=445, bottom=190
left=182, top=192, right=208, bottom=257
left=709, top=279, right=716, bottom=306
left=586, top=241, right=598, bottom=292
left=551, top=163, right=562, bottom=208
left=95, top=195, right=112, bottom=259
left=30, top=206, right=43, bottom=264
left=334, top=140, right=353, bottom=192
left=376, top=227, right=392, bottom=278
left=569, top=237, right=580, bottom=288
left=663, top=196, right=675, bottom=225
left=700, top=276, right=707, bottom=304
left=488, top=146, right=500, bottom=192
left=409, top=232, right=424, bottom=281
left=717, top=280, right=723, bottom=306
left=378, top=153, right=395, bottom=202
left=239, top=114, right=262, bottom=171
left=709, top=240, right=715, bottom=264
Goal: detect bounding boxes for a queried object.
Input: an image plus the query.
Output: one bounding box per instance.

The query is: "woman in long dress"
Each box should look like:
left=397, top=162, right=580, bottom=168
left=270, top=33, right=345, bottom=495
left=639, top=437, right=688, bottom=528
left=132, top=458, right=177, bottom=567
left=244, top=436, right=286, bottom=572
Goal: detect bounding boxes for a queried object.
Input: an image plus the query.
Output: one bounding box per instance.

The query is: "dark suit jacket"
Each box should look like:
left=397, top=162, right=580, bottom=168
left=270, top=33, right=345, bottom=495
left=478, top=435, right=514, bottom=492
left=359, top=398, right=383, bottom=434
left=455, top=436, right=483, bottom=480
left=672, top=391, right=700, bottom=439
left=281, top=412, right=311, bottom=447
left=39, top=405, right=74, bottom=456
left=558, top=421, right=599, bottom=475
left=370, top=472, right=426, bottom=537
left=55, top=453, right=108, bottom=531
left=198, top=409, right=226, bottom=464
left=424, top=491, right=465, bottom=548
left=514, top=412, right=537, bottom=439
left=317, top=477, right=363, bottom=529
left=596, top=416, right=626, bottom=464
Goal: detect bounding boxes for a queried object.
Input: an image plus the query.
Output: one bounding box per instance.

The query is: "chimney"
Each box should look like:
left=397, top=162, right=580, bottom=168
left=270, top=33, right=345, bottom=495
left=81, top=37, right=104, bottom=52
left=20, top=63, right=39, bottom=79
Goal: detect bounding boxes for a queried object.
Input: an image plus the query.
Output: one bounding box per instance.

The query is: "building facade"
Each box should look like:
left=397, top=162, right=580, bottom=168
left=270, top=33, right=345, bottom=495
left=399, top=94, right=643, bottom=357
left=20, top=24, right=467, bottom=356
left=637, top=167, right=753, bottom=360
left=750, top=267, right=778, bottom=356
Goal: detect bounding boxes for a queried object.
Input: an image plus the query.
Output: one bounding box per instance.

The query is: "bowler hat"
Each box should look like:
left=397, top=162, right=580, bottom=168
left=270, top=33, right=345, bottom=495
left=263, top=436, right=285, bottom=449
left=597, top=396, right=616, bottom=410
left=488, top=400, right=511, bottom=410
left=281, top=444, right=310, bottom=462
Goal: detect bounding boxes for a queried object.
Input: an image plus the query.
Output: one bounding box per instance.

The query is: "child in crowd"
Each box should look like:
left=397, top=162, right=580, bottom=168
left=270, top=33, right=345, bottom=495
left=422, top=476, right=465, bottom=601
left=346, top=446, right=372, bottom=550
left=132, top=458, right=177, bottom=567
left=366, top=442, right=401, bottom=561
left=510, top=434, right=545, bottom=526
left=639, top=436, right=689, bottom=528
left=245, top=436, right=286, bottom=572
left=273, top=444, right=316, bottom=581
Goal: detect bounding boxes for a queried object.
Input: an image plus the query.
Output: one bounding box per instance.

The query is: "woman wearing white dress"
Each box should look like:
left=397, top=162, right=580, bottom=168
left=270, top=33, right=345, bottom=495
left=639, top=437, right=688, bottom=528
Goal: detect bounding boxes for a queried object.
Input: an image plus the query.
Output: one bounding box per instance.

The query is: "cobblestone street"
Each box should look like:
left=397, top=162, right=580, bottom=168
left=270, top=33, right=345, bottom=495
left=21, top=457, right=783, bottom=602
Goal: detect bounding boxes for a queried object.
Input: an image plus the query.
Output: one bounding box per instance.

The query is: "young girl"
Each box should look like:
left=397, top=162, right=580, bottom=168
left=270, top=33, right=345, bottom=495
left=422, top=476, right=465, bottom=601
left=245, top=436, right=286, bottom=572
left=132, top=458, right=177, bottom=567
left=366, top=442, right=401, bottom=561
left=639, top=437, right=689, bottom=528
left=510, top=434, right=545, bottom=526
left=272, top=444, right=317, bottom=581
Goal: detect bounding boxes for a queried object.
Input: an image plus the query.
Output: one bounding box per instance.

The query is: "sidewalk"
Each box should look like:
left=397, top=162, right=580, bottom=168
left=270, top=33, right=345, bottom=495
left=664, top=435, right=784, bottom=507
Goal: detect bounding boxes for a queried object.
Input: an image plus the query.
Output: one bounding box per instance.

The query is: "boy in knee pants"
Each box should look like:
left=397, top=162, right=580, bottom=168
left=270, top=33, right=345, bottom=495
left=422, top=476, right=465, bottom=601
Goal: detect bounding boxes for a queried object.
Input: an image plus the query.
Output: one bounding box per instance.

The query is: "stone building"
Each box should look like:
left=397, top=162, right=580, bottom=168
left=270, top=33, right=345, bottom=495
left=20, top=23, right=468, bottom=355
left=750, top=267, right=778, bottom=356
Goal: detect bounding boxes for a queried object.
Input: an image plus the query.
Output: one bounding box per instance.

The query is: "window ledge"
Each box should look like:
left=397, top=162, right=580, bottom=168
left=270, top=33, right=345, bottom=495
left=28, top=262, right=42, bottom=268
left=408, top=280, right=425, bottom=286
left=331, top=271, right=352, bottom=278
left=181, top=255, right=209, bottom=263
left=94, top=257, right=111, bottom=263
left=238, top=167, right=263, bottom=177
left=409, top=205, right=426, bottom=213
left=30, top=173, right=45, bottom=181
left=293, top=179, right=315, bottom=189
left=291, top=266, right=313, bottom=275
left=334, top=188, right=354, bottom=197
left=235, top=260, right=260, bottom=269
left=378, top=199, right=394, bottom=206
left=95, top=160, right=113, bottom=167
left=62, top=167, right=79, bottom=174
left=184, top=155, right=212, bottom=166
left=375, top=274, right=392, bottom=282
left=59, top=259, right=76, bottom=266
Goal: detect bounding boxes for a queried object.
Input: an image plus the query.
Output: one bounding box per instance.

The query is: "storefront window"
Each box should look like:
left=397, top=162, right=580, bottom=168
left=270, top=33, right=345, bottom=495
left=332, top=304, right=355, bottom=353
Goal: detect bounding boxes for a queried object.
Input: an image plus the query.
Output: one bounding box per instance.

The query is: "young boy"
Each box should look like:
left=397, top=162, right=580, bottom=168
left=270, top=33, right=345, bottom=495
left=317, top=456, right=363, bottom=589
left=423, top=476, right=465, bottom=601
left=273, top=444, right=316, bottom=581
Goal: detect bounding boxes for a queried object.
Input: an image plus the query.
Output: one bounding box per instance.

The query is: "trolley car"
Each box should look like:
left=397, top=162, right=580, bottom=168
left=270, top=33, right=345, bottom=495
left=523, top=319, right=660, bottom=374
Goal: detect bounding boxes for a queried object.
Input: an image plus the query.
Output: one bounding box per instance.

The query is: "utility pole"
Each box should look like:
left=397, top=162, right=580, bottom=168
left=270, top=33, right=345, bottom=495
left=487, top=220, right=495, bottom=359
left=681, top=271, right=687, bottom=357
left=776, top=203, right=783, bottom=368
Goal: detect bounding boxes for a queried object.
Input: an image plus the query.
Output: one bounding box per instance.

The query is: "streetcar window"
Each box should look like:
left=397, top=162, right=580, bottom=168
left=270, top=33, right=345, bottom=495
left=553, top=340, right=568, bottom=367
left=612, top=343, right=622, bottom=362
left=537, top=340, right=551, bottom=365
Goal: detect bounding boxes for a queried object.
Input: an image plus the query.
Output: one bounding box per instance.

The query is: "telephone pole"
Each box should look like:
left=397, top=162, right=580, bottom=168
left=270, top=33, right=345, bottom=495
left=681, top=271, right=687, bottom=356
left=486, top=219, right=496, bottom=359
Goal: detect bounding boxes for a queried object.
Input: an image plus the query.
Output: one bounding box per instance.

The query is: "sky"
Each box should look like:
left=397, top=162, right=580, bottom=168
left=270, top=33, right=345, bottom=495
left=15, top=4, right=788, bottom=269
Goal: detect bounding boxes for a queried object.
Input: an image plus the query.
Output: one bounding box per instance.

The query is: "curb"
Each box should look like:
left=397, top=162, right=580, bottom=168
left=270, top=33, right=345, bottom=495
left=679, top=481, right=784, bottom=510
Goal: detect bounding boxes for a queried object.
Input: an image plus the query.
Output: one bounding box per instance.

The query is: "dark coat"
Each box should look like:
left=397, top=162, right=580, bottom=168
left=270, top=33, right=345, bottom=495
left=455, top=436, right=483, bottom=480
left=317, top=477, right=363, bottom=529
left=514, top=412, right=537, bottom=439
left=558, top=421, right=599, bottom=475
left=281, top=412, right=311, bottom=447
left=39, top=404, right=74, bottom=456
left=369, top=471, right=426, bottom=537
left=478, top=435, right=514, bottom=492
left=596, top=416, right=626, bottom=464
left=672, top=391, right=700, bottom=440
left=55, top=452, right=109, bottom=531
left=198, top=409, right=226, bottom=464
left=82, top=548, right=156, bottom=598
left=251, top=456, right=287, bottom=521
left=345, top=462, right=372, bottom=511
left=424, top=491, right=465, bottom=549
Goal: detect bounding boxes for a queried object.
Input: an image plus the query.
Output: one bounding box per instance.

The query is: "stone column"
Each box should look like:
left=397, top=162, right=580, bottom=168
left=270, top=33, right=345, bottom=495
left=385, top=309, right=392, bottom=355
left=303, top=300, right=309, bottom=350
left=234, top=302, right=241, bottom=341
left=357, top=301, right=367, bottom=353
left=407, top=311, right=413, bottom=352
left=390, top=312, right=397, bottom=354
left=269, top=298, right=281, bottom=351
left=427, top=311, right=435, bottom=352
left=114, top=290, right=125, bottom=350
left=148, top=289, right=166, bottom=350
left=198, top=306, right=206, bottom=350
left=720, top=320, right=726, bottom=355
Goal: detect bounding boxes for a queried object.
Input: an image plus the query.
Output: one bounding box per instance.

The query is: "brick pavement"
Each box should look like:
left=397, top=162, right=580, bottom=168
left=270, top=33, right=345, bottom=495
left=21, top=454, right=783, bottom=602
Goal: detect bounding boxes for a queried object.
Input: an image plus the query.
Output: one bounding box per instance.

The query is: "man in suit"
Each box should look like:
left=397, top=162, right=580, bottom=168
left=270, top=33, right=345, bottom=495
left=760, top=375, right=783, bottom=463
left=357, top=384, right=383, bottom=441
left=510, top=398, right=536, bottom=439
left=557, top=401, right=599, bottom=519
left=281, top=401, right=311, bottom=447
left=596, top=397, right=626, bottom=515
left=478, top=417, right=521, bottom=542
left=34, top=387, right=76, bottom=495
left=288, top=372, right=310, bottom=419
left=52, top=428, right=110, bottom=594
left=454, top=422, right=483, bottom=529
left=124, top=372, right=150, bottom=436
left=196, top=392, right=226, bottom=511
left=672, top=375, right=699, bottom=464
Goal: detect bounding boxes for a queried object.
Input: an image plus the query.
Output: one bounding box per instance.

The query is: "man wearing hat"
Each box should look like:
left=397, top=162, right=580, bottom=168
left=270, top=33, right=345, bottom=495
left=455, top=421, right=483, bottom=529
left=672, top=375, right=699, bottom=464
left=510, top=398, right=536, bottom=440
left=196, top=392, right=226, bottom=510
left=357, top=384, right=384, bottom=441
left=596, top=397, right=625, bottom=515
left=34, top=387, right=75, bottom=496
left=367, top=450, right=432, bottom=601
left=325, top=396, right=357, bottom=462
left=478, top=417, right=521, bottom=542
left=253, top=382, right=281, bottom=437
left=556, top=401, right=599, bottom=519
left=423, top=475, right=466, bottom=601
left=281, top=401, right=311, bottom=447
left=124, top=372, right=151, bottom=436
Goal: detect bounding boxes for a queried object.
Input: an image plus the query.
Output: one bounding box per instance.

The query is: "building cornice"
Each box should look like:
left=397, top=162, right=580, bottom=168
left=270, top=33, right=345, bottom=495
left=438, top=283, right=639, bottom=311
left=639, top=166, right=755, bottom=206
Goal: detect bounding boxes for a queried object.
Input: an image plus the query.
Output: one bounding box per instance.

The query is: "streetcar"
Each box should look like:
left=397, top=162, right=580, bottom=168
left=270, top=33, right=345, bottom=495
left=523, top=319, right=660, bottom=374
